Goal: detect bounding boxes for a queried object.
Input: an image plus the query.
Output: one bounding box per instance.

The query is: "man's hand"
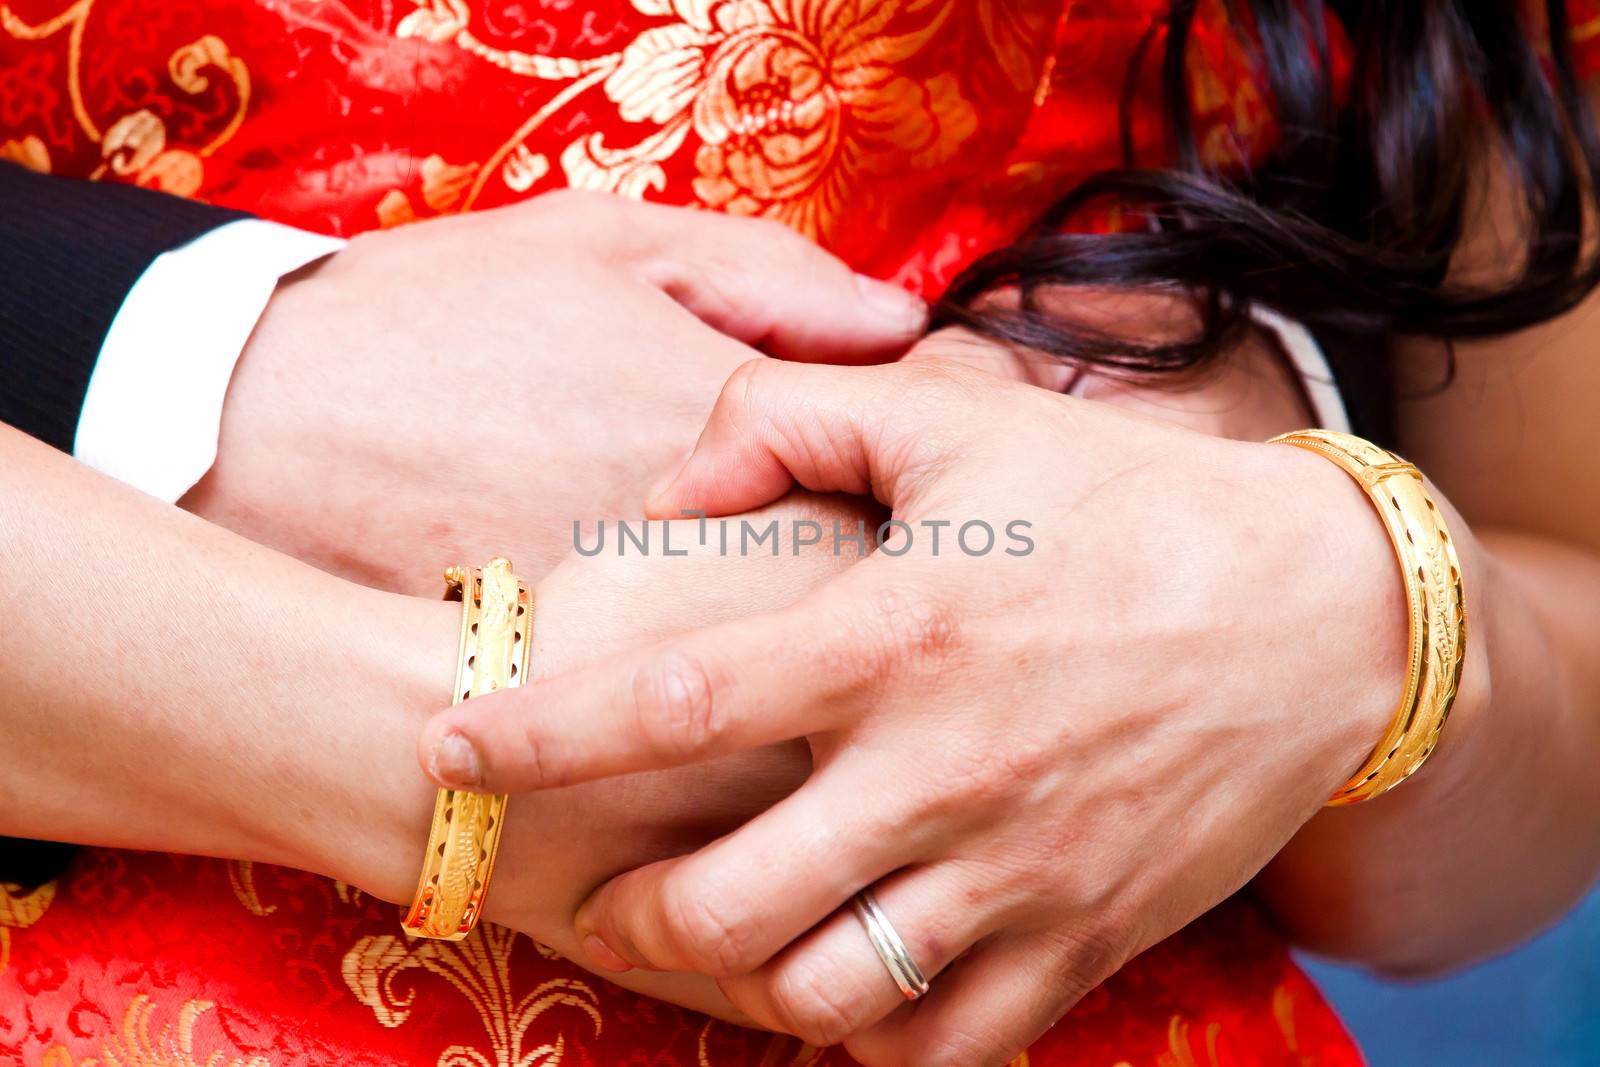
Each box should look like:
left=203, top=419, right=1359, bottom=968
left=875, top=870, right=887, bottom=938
left=181, top=191, right=923, bottom=592
left=414, top=338, right=1397, bottom=1064
left=479, top=491, right=881, bottom=1021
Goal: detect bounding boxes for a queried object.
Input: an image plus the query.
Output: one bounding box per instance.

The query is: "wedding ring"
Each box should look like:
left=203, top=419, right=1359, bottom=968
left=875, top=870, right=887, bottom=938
left=853, top=891, right=930, bottom=1000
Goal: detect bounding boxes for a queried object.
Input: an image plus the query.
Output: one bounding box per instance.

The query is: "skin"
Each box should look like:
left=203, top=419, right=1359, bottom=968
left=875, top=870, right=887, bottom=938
left=180, top=190, right=924, bottom=592
left=6, top=155, right=1599, bottom=1066
left=416, top=328, right=1401, bottom=1059
left=419, top=291, right=1600, bottom=1063
left=0, top=419, right=851, bottom=1020
left=1260, top=161, right=1600, bottom=971
left=1, top=193, right=925, bottom=1019
left=489, top=316, right=1352, bottom=1023
left=0, top=268, right=1339, bottom=1036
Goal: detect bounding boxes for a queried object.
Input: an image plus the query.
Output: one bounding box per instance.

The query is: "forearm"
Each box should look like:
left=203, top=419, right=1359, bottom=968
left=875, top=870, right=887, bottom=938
left=0, top=444, right=846, bottom=1022
left=1260, top=505, right=1600, bottom=973
left=0, top=423, right=456, bottom=892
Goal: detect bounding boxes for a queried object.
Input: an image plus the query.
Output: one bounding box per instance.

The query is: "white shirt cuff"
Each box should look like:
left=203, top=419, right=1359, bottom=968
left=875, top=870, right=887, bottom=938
left=74, top=218, right=345, bottom=503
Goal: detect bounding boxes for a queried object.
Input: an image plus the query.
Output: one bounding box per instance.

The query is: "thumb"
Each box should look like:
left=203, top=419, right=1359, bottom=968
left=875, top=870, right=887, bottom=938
left=631, top=204, right=926, bottom=364
left=645, top=359, right=970, bottom=519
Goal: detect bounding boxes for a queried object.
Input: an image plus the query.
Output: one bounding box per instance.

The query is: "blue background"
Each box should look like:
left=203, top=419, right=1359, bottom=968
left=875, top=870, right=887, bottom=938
left=1300, top=885, right=1600, bottom=1065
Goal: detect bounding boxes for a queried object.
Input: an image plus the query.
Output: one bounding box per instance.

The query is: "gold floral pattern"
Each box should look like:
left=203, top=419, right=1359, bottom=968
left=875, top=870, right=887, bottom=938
left=376, top=153, right=484, bottom=228
left=695, top=1022, right=826, bottom=1066
left=41, top=995, right=271, bottom=1067
left=225, top=860, right=276, bottom=917
left=3, top=842, right=1360, bottom=1067
left=4, top=0, right=1345, bottom=289
left=0, top=2, right=249, bottom=189
left=1185, top=0, right=1271, bottom=171
left=609, top=0, right=974, bottom=238
left=343, top=923, right=603, bottom=1067
left=976, top=0, right=1059, bottom=95
left=395, top=0, right=979, bottom=241
left=0, top=130, right=49, bottom=170
left=224, top=858, right=600, bottom=1067
left=0, top=4, right=1422, bottom=1059
left=0, top=879, right=55, bottom=977
left=1158, top=1013, right=1224, bottom=1067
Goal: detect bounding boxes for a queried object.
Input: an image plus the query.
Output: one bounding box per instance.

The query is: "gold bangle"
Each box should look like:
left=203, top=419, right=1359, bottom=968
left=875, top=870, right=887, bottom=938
left=1269, top=430, right=1466, bottom=806
left=402, top=558, right=531, bottom=940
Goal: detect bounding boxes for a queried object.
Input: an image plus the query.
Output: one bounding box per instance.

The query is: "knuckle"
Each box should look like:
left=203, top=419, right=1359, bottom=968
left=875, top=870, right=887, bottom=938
left=859, top=585, right=961, bottom=678
left=906, top=756, right=999, bottom=835
left=631, top=651, right=723, bottom=760
left=932, top=743, right=1012, bottom=811
left=902, top=361, right=985, bottom=447
left=528, top=186, right=614, bottom=218
left=522, top=189, right=628, bottom=247
left=769, top=957, right=867, bottom=1047
left=1046, top=923, right=1131, bottom=1002
left=513, top=717, right=554, bottom=787
left=895, top=353, right=990, bottom=404
left=887, top=359, right=1000, bottom=450
left=662, top=881, right=762, bottom=977
left=724, top=212, right=805, bottom=252
left=908, top=327, right=993, bottom=360
left=662, top=256, right=729, bottom=310
left=989, top=837, right=1070, bottom=904
left=722, top=356, right=775, bottom=412
left=934, top=732, right=1056, bottom=821
left=913, top=1028, right=997, bottom=1067
left=710, top=358, right=794, bottom=440
left=753, top=214, right=804, bottom=244
left=1052, top=852, right=1130, bottom=915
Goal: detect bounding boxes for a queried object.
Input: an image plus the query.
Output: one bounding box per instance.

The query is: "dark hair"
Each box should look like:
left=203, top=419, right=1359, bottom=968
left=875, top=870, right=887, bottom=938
left=934, top=0, right=1600, bottom=384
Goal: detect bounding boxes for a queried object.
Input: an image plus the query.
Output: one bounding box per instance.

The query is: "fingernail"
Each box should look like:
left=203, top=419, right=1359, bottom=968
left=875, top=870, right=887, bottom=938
left=429, top=731, right=483, bottom=789
left=582, top=932, right=634, bottom=972
left=854, top=273, right=927, bottom=336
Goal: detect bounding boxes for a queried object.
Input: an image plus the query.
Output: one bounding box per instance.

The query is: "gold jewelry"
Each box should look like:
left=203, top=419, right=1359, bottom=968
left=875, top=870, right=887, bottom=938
left=1269, top=430, right=1466, bottom=806
left=402, top=558, right=532, bottom=940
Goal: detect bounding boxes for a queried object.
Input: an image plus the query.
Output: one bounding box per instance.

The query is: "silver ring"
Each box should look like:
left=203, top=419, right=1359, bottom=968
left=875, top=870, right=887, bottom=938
left=853, top=891, right=930, bottom=1000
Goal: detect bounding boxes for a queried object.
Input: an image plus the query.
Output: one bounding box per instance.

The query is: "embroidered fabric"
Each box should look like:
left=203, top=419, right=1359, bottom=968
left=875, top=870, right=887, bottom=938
left=7, top=1, right=1599, bottom=1062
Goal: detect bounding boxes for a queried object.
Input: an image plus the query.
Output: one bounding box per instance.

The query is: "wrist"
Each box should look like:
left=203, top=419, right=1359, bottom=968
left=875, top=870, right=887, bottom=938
left=1262, top=442, right=1413, bottom=796
left=285, top=583, right=459, bottom=902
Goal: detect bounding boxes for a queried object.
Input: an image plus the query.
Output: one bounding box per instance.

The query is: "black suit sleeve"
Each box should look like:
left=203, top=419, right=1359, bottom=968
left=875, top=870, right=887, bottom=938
left=0, top=162, right=248, bottom=452
left=1, top=165, right=246, bottom=887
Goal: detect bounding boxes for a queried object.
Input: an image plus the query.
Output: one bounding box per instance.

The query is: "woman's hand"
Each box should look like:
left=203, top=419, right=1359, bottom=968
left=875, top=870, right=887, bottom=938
left=415, top=343, right=1415, bottom=1064
left=468, top=493, right=881, bottom=1019
left=182, top=191, right=922, bottom=592
left=0, top=416, right=879, bottom=1026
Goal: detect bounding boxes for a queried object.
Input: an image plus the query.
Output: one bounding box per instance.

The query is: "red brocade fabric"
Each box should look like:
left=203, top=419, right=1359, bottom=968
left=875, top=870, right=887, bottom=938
left=2, top=852, right=1361, bottom=1066
left=6, top=1, right=1600, bottom=1063
left=1, top=0, right=1368, bottom=297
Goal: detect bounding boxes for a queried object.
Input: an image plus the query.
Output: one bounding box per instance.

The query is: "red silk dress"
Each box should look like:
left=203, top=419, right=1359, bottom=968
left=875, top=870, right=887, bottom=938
left=4, top=2, right=1599, bottom=1064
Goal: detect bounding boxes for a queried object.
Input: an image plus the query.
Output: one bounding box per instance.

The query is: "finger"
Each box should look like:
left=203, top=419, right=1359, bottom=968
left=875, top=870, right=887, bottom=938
left=419, top=561, right=946, bottom=791
left=629, top=201, right=926, bottom=364
left=572, top=753, right=946, bottom=977
left=902, top=326, right=1082, bottom=393
left=845, top=929, right=1124, bottom=1067
left=717, top=862, right=1004, bottom=1049
left=645, top=358, right=987, bottom=519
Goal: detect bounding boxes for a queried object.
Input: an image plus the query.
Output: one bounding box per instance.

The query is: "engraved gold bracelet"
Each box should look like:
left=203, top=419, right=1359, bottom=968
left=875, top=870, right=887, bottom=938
left=1269, top=430, right=1466, bottom=806
left=402, top=558, right=532, bottom=940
